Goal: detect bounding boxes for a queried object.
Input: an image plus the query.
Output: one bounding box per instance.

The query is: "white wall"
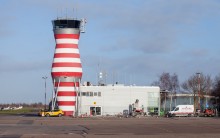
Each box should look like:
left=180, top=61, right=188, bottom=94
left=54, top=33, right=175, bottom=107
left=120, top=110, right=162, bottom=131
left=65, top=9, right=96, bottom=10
left=79, top=85, right=160, bottom=115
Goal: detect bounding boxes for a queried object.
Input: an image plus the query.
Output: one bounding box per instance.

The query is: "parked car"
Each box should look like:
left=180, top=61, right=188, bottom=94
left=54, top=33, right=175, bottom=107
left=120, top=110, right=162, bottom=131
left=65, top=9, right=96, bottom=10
left=39, top=109, right=64, bottom=117
left=196, top=108, right=216, bottom=117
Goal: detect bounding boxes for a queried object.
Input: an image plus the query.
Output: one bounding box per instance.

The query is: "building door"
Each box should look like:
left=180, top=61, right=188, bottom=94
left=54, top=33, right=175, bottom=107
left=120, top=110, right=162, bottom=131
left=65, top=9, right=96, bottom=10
left=90, top=107, right=101, bottom=116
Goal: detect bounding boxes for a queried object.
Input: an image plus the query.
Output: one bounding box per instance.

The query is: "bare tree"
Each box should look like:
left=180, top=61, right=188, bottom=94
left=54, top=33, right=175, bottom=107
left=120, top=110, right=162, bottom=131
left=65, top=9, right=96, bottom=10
left=159, top=72, right=172, bottom=91
left=182, top=73, right=212, bottom=95
left=171, top=73, right=180, bottom=95
left=152, top=72, right=180, bottom=92
left=181, top=73, right=212, bottom=110
left=170, top=73, right=180, bottom=105
left=212, top=74, right=220, bottom=106
left=152, top=72, right=180, bottom=111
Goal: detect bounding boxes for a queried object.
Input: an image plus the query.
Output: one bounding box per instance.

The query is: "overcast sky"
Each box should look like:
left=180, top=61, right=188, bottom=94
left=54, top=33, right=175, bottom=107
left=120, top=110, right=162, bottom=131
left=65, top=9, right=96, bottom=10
left=0, top=0, right=220, bottom=103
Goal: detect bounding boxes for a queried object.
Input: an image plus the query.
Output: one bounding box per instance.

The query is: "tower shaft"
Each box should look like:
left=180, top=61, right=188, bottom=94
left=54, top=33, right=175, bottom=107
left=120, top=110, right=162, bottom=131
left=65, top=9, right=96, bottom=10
left=51, top=19, right=82, bottom=116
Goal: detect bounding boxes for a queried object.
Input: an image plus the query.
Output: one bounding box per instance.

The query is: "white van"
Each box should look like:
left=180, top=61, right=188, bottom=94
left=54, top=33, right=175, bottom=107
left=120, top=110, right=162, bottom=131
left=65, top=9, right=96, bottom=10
left=167, top=105, right=194, bottom=117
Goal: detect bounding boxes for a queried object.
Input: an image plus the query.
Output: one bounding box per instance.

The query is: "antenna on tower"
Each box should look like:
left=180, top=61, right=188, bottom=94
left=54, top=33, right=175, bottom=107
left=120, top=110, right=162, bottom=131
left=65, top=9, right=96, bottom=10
left=80, top=18, right=87, bottom=33
left=56, top=8, right=58, bottom=19
left=60, top=8, right=63, bottom=19
left=72, top=8, right=74, bottom=18
left=76, top=1, right=78, bottom=19
left=66, top=8, right=67, bottom=19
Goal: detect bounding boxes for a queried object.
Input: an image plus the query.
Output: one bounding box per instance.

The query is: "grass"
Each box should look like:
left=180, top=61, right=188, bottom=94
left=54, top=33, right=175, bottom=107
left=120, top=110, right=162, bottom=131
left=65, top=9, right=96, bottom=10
left=0, top=107, right=39, bottom=115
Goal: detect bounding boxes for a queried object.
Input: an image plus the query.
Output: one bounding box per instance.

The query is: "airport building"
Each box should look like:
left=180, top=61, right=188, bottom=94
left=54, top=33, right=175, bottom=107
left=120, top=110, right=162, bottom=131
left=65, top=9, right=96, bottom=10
left=77, top=84, right=160, bottom=116
left=160, top=93, right=217, bottom=112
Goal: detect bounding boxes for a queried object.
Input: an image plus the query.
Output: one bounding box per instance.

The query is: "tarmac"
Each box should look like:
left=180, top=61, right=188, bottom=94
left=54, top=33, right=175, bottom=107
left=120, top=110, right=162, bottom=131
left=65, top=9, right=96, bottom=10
left=0, top=114, right=220, bottom=138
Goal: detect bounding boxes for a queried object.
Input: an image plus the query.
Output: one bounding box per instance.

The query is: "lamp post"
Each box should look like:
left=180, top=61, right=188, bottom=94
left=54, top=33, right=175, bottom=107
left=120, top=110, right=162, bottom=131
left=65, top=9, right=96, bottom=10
left=196, top=73, right=201, bottom=111
left=164, top=92, right=166, bottom=112
left=42, top=76, right=47, bottom=110
left=170, top=91, right=172, bottom=112
left=216, top=97, right=219, bottom=117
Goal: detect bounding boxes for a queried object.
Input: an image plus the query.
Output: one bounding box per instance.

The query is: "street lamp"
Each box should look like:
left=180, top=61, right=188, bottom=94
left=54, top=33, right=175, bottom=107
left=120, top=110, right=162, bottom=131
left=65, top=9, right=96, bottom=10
left=42, top=76, right=48, bottom=110
left=170, top=91, right=173, bottom=112
left=196, top=73, right=201, bottom=111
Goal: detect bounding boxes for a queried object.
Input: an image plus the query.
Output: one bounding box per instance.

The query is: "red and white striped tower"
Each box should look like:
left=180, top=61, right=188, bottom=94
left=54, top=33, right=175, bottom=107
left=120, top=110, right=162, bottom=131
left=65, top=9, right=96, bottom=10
left=51, top=19, right=84, bottom=116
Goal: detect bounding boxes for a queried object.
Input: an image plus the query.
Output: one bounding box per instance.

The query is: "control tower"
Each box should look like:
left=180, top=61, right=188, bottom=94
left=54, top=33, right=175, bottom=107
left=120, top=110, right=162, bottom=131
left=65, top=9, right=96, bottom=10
left=51, top=18, right=85, bottom=116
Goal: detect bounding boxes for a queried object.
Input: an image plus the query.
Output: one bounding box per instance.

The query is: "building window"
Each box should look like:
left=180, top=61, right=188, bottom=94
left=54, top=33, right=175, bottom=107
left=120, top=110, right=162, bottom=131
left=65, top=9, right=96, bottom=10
left=90, top=92, right=93, bottom=96
left=78, top=92, right=80, bottom=96
left=94, top=92, right=97, bottom=96
left=98, top=92, right=101, bottom=97
left=82, top=92, right=86, bottom=96
left=86, top=92, right=90, bottom=96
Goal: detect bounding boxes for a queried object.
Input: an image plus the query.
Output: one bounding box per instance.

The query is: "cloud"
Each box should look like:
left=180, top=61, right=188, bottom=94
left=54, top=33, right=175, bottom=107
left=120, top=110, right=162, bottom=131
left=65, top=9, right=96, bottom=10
left=82, top=0, right=220, bottom=55
left=79, top=0, right=220, bottom=85
left=185, top=48, right=210, bottom=58
left=0, top=55, right=50, bottom=73
left=0, top=7, right=17, bottom=37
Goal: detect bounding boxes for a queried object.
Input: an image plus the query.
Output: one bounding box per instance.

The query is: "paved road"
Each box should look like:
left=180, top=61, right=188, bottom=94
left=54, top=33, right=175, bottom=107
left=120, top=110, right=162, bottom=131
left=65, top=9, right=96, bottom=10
left=0, top=115, right=220, bottom=138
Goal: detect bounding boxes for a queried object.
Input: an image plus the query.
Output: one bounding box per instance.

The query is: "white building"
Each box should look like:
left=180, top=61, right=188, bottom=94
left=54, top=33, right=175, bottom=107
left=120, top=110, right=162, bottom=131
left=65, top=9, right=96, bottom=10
left=77, top=84, right=160, bottom=116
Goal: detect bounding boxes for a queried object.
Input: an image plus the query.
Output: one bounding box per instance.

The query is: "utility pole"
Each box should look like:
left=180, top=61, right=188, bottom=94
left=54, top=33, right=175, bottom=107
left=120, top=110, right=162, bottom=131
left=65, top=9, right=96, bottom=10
left=42, top=76, right=47, bottom=110
left=165, top=92, right=167, bottom=112
left=196, top=73, right=201, bottom=111
left=193, top=90, right=196, bottom=115
left=170, top=91, right=172, bottom=111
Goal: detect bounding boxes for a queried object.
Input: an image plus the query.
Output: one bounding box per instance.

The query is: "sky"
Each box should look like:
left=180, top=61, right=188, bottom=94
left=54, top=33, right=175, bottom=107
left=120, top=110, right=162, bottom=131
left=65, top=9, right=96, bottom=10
left=0, top=0, right=220, bottom=103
